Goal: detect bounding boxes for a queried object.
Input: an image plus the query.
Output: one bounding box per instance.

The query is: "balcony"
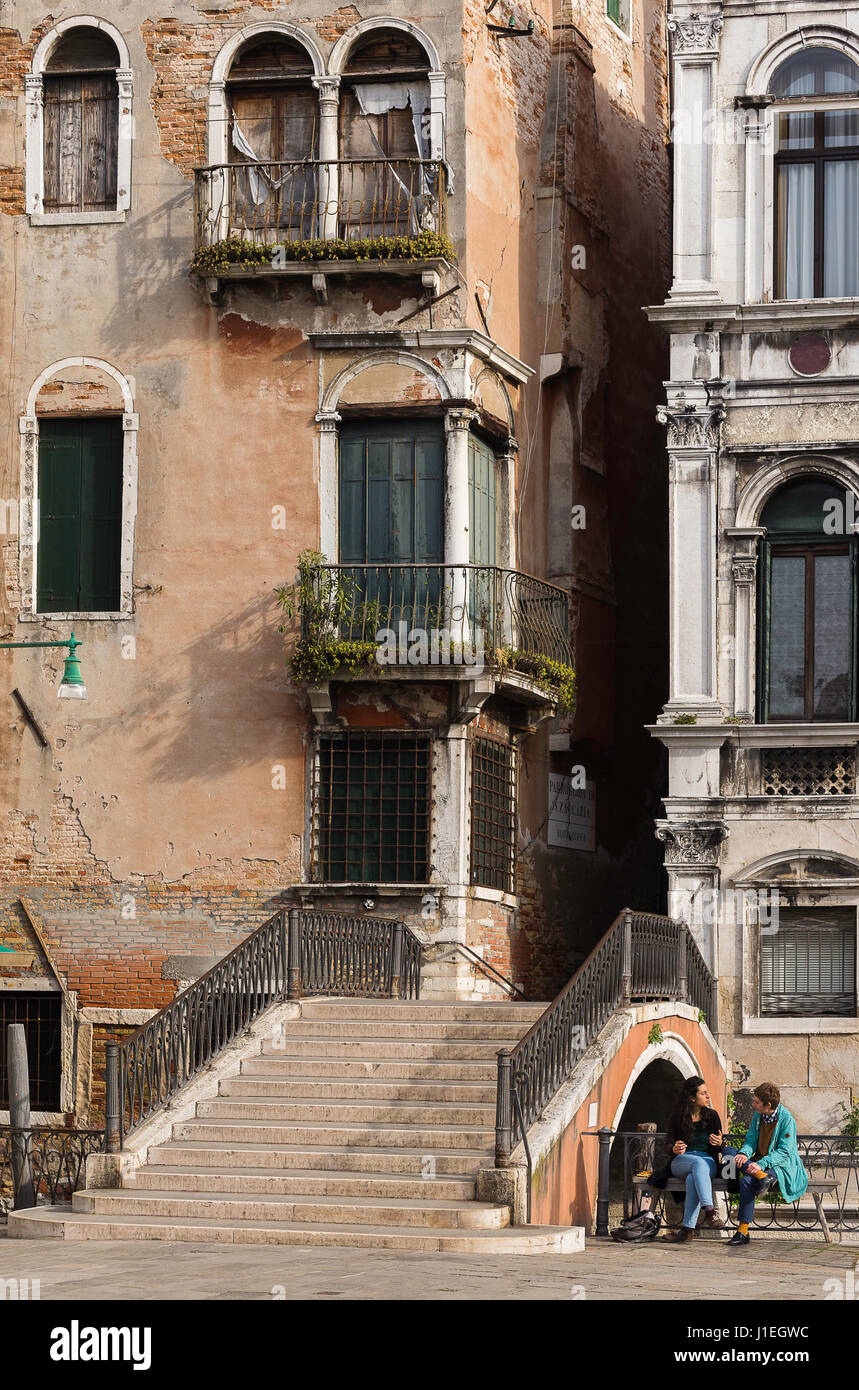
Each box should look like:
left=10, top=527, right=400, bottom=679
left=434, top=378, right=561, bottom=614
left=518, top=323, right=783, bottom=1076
left=289, top=562, right=574, bottom=712
left=192, top=159, right=451, bottom=301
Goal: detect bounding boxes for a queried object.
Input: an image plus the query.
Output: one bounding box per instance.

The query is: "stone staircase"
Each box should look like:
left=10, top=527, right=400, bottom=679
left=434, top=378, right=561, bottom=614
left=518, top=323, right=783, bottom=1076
left=10, top=999, right=584, bottom=1252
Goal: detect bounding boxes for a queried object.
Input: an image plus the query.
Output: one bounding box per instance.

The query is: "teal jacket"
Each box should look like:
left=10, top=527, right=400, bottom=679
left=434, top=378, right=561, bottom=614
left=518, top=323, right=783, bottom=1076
left=740, top=1107, right=808, bottom=1204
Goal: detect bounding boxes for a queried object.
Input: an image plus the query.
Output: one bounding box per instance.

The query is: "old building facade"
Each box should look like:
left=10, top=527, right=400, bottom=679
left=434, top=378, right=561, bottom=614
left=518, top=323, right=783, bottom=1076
left=0, top=1, right=670, bottom=1124
left=652, top=3, right=859, bottom=1129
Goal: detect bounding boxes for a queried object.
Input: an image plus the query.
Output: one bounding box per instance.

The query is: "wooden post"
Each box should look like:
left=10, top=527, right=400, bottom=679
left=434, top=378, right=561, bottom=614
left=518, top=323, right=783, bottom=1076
left=8, top=1023, right=36, bottom=1209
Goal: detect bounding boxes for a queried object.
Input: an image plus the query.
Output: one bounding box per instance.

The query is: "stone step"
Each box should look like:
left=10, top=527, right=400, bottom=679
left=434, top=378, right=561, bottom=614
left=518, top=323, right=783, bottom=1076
left=130, top=1166, right=477, bottom=1200
left=195, top=1099, right=496, bottom=1126
left=240, top=1057, right=498, bottom=1081
left=259, top=1040, right=506, bottom=1060
left=147, top=1143, right=487, bottom=1176
left=73, top=1188, right=509, bottom=1230
left=172, top=1120, right=494, bottom=1151
left=220, top=1078, right=497, bottom=1103
left=296, top=1001, right=545, bottom=1022
left=274, top=1021, right=530, bottom=1040
left=8, top=1206, right=584, bottom=1254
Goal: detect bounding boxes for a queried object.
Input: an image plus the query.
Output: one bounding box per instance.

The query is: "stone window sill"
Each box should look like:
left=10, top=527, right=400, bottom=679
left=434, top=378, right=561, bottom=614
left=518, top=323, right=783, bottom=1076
left=29, top=211, right=127, bottom=227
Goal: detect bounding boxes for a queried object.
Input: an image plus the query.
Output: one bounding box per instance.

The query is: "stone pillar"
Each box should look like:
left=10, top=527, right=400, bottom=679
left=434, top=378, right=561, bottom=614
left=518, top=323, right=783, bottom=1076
left=313, top=77, right=341, bottom=240
left=725, top=528, right=765, bottom=720
left=316, top=409, right=341, bottom=559
left=444, top=408, right=475, bottom=642
left=657, top=391, right=725, bottom=718
left=24, top=75, right=43, bottom=216
left=116, top=70, right=133, bottom=214
left=742, top=104, right=769, bottom=304
left=655, top=820, right=729, bottom=974
left=666, top=10, right=723, bottom=300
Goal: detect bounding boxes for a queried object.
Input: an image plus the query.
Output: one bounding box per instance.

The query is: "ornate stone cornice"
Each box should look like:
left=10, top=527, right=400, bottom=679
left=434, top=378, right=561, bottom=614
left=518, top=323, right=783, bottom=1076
left=667, top=11, right=723, bottom=57
left=656, top=820, right=728, bottom=867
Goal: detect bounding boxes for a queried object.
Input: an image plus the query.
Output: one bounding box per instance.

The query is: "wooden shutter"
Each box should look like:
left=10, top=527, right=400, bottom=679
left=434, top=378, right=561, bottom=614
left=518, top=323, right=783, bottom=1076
left=468, top=432, right=497, bottom=567
left=339, top=423, right=443, bottom=563
left=43, top=73, right=118, bottom=211
left=37, top=418, right=122, bottom=613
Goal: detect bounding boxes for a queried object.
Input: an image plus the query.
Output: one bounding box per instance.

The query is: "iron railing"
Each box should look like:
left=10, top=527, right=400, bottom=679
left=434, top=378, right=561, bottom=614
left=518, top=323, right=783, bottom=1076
left=494, top=909, right=716, bottom=1166
left=304, top=563, right=572, bottom=670
left=1, top=1126, right=105, bottom=1210
left=194, top=158, right=447, bottom=250
left=618, top=1130, right=859, bottom=1235
left=107, top=907, right=422, bottom=1148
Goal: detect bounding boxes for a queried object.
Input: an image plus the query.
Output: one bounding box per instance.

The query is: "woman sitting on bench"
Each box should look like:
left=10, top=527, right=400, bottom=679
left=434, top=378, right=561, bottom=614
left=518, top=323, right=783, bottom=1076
left=661, top=1076, right=726, bottom=1243
left=720, top=1081, right=808, bottom=1249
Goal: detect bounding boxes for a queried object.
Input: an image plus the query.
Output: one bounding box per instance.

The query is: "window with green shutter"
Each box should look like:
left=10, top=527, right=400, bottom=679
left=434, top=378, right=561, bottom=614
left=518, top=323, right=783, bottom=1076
left=37, top=417, right=123, bottom=613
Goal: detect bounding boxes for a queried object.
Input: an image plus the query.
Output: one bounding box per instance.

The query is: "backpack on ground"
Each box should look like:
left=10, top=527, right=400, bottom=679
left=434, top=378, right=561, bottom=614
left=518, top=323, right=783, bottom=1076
left=610, top=1209, right=661, bottom=1242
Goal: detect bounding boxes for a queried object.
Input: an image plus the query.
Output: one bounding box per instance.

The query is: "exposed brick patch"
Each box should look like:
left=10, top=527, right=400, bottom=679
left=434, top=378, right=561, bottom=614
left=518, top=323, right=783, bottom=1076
left=314, top=6, right=362, bottom=42
left=0, top=23, right=51, bottom=215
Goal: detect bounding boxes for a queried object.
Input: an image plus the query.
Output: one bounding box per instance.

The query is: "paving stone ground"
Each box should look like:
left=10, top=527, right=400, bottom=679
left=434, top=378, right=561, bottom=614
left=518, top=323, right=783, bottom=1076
left=1, top=1231, right=856, bottom=1300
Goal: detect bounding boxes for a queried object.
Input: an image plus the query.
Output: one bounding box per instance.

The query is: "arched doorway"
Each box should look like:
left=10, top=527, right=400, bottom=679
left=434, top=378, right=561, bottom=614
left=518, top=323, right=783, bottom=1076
left=609, top=1058, right=687, bottom=1196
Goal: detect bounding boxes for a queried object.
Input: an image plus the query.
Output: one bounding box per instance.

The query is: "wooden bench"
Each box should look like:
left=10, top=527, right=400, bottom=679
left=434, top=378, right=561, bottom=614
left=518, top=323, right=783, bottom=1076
left=632, top=1175, right=840, bottom=1243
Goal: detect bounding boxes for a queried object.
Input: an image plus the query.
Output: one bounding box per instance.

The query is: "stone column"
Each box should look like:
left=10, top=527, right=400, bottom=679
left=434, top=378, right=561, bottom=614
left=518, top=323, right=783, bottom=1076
left=658, top=391, right=725, bottom=718
left=666, top=10, right=723, bottom=300
left=655, top=820, right=729, bottom=974
left=313, top=77, right=341, bottom=240
left=742, top=103, right=770, bottom=304
left=316, top=409, right=341, bottom=559
left=24, top=75, right=43, bottom=215
left=116, top=70, right=133, bottom=214
left=726, top=528, right=765, bottom=720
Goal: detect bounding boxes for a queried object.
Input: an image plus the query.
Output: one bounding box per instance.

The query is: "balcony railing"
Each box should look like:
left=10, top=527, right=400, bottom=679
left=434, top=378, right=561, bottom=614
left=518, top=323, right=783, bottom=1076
left=302, top=563, right=572, bottom=671
left=194, top=158, right=447, bottom=251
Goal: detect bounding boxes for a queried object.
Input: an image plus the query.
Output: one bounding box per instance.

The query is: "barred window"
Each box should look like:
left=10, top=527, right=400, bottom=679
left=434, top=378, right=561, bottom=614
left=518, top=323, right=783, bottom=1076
left=0, top=991, right=62, bottom=1111
left=470, top=736, right=516, bottom=893
left=761, top=907, right=857, bottom=1017
left=314, top=731, right=431, bottom=883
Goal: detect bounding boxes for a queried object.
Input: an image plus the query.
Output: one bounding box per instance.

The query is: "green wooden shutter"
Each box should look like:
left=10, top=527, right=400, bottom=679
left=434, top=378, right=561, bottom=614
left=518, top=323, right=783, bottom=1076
left=339, top=422, right=443, bottom=563
left=37, top=418, right=122, bottom=613
left=468, top=432, right=497, bottom=566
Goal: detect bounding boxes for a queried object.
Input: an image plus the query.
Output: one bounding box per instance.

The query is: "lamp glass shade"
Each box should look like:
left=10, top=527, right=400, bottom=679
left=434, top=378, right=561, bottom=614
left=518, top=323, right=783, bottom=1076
left=58, top=681, right=87, bottom=700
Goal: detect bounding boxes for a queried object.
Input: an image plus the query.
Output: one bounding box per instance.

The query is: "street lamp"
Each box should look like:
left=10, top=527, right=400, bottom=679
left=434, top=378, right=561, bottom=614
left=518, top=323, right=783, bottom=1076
left=0, top=631, right=87, bottom=700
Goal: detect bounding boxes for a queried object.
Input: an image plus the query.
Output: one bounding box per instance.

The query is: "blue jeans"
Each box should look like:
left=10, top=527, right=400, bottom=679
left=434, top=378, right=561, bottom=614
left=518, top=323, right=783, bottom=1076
left=670, top=1152, right=719, bottom=1228
left=721, top=1146, right=772, bottom=1225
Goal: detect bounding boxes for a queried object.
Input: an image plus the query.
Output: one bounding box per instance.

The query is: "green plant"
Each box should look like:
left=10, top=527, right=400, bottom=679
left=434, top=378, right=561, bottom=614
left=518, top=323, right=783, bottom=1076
left=498, top=648, right=577, bottom=712
left=192, top=229, right=457, bottom=274
left=839, top=1095, right=859, bottom=1154
left=673, top=713, right=697, bottom=725
left=647, top=1022, right=664, bottom=1045
left=722, top=715, right=752, bottom=725
left=698, top=1008, right=706, bottom=1024
left=276, top=551, right=380, bottom=684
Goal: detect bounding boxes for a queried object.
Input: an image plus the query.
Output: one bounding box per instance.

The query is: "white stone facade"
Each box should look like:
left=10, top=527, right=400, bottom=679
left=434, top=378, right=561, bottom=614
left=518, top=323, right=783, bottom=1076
left=649, top=3, right=859, bottom=1130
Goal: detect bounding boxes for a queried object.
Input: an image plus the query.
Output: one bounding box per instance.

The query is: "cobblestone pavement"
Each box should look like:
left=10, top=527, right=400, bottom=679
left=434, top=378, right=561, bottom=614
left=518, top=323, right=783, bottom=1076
left=1, top=1232, right=856, bottom=1300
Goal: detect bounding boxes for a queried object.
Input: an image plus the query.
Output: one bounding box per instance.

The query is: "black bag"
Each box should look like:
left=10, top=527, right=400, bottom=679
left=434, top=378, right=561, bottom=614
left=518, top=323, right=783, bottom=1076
left=610, top=1210, right=661, bottom=1243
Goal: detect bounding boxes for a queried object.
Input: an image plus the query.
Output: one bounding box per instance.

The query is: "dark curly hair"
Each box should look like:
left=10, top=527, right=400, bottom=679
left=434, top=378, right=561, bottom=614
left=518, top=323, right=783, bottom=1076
left=667, top=1075, right=718, bottom=1147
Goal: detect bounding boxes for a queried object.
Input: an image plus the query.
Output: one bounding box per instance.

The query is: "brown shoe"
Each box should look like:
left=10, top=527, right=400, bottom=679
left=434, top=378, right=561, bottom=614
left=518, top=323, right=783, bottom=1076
left=666, top=1226, right=696, bottom=1243
left=701, top=1210, right=725, bottom=1230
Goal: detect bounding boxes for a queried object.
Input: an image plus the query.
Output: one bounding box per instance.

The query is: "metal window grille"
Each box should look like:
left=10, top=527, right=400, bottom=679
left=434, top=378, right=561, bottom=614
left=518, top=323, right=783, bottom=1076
left=761, top=908, right=857, bottom=1017
left=0, top=991, right=62, bottom=1111
left=761, top=746, right=855, bottom=795
left=470, top=736, right=516, bottom=893
left=314, top=731, right=432, bottom=883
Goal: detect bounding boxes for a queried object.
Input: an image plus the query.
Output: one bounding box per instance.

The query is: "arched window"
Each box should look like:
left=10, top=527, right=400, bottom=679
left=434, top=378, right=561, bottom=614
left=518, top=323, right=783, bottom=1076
left=772, top=47, right=859, bottom=299
left=43, top=28, right=121, bottom=213
left=758, top=477, right=855, bottom=722
left=339, top=29, right=433, bottom=237
left=225, top=35, right=318, bottom=240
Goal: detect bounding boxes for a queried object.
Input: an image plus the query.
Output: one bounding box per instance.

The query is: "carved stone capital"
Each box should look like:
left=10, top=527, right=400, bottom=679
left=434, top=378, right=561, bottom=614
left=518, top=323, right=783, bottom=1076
left=315, top=410, right=341, bottom=434
left=667, top=11, right=723, bottom=57
left=312, top=76, right=341, bottom=104
left=656, top=820, right=728, bottom=867
left=657, top=399, right=724, bottom=450
left=731, top=559, right=756, bottom=584
left=445, top=407, right=478, bottom=433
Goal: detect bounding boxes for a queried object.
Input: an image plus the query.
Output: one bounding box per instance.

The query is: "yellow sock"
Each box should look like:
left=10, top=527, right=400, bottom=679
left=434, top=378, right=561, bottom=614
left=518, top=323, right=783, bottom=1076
left=738, top=1222, right=749, bottom=1236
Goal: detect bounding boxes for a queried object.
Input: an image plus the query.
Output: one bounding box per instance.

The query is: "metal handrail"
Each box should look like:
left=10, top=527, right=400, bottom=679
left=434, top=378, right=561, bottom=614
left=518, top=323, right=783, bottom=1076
left=427, top=942, right=526, bottom=998
left=304, top=562, right=572, bottom=669
left=106, top=907, right=422, bottom=1149
left=494, top=909, right=716, bottom=1166
left=193, top=158, right=447, bottom=250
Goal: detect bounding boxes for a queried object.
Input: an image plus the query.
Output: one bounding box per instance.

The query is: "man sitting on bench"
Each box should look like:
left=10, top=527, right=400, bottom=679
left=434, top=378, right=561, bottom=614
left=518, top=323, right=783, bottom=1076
left=721, top=1081, right=808, bottom=1249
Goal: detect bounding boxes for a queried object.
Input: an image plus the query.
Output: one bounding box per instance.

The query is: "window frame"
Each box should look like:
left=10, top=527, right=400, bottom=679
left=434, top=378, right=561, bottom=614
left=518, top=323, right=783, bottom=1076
left=469, top=732, right=516, bottom=895
left=26, top=19, right=133, bottom=226
left=312, top=728, right=433, bottom=886
left=0, top=989, right=63, bottom=1113
left=759, top=907, right=858, bottom=1019
left=774, top=106, right=859, bottom=300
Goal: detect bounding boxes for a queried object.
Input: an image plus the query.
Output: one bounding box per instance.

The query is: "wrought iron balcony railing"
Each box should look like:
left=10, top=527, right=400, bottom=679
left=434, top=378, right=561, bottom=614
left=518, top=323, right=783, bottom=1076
left=194, top=158, right=447, bottom=250
left=302, top=563, right=572, bottom=671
